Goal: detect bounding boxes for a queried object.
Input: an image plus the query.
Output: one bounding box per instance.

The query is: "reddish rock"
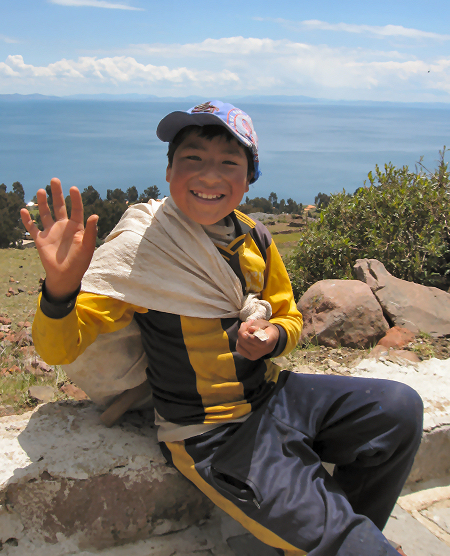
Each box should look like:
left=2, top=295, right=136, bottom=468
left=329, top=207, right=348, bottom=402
left=8, top=365, right=20, bottom=373
left=0, top=316, right=11, bottom=325
left=14, top=329, right=33, bottom=346
left=60, top=383, right=89, bottom=401
left=297, top=279, right=389, bottom=348
left=354, top=259, right=450, bottom=337
left=9, top=277, right=15, bottom=283
left=377, top=326, right=416, bottom=349
left=36, top=360, right=53, bottom=373
left=17, top=321, right=32, bottom=328
left=25, top=364, right=44, bottom=377
left=7, top=288, right=15, bottom=295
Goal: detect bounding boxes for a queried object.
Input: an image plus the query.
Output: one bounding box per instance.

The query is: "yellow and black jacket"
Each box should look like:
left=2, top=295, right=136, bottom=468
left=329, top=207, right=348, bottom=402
left=33, top=210, right=302, bottom=427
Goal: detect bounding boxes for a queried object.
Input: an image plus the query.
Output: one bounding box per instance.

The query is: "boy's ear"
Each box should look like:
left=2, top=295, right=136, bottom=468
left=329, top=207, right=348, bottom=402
left=165, top=163, right=172, bottom=184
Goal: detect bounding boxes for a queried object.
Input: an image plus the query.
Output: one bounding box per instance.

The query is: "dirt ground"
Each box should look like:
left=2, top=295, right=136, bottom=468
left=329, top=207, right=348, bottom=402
left=285, top=335, right=450, bottom=371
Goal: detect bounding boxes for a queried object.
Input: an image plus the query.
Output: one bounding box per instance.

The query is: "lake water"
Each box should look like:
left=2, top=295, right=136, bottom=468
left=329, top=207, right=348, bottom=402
left=1, top=100, right=449, bottom=204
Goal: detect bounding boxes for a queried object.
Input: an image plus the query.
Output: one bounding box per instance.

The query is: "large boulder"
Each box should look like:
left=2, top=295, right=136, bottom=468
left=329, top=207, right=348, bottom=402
left=354, top=259, right=450, bottom=337
left=0, top=401, right=213, bottom=551
left=297, top=279, right=389, bottom=348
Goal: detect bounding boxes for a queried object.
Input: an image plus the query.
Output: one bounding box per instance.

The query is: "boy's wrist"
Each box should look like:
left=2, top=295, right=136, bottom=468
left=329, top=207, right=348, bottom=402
left=40, top=280, right=81, bottom=319
left=264, top=324, right=287, bottom=359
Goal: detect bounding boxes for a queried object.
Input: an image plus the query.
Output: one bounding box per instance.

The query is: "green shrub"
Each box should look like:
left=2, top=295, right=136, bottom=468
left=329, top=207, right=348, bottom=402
left=287, top=149, right=450, bottom=299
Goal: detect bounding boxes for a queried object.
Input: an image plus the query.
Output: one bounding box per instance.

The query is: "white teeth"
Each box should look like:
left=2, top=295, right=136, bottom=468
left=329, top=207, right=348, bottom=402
left=195, top=191, right=222, bottom=200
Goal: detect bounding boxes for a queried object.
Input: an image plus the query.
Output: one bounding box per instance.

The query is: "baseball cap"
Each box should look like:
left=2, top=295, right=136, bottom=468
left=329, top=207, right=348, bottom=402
left=156, top=100, right=261, bottom=183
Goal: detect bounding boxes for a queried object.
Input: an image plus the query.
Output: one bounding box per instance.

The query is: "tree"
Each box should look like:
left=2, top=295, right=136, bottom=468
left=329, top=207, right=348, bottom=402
left=12, top=181, right=25, bottom=202
left=139, top=185, right=161, bottom=203
left=126, top=186, right=138, bottom=203
left=107, top=188, right=127, bottom=204
left=286, top=198, right=300, bottom=214
left=45, top=184, right=54, bottom=209
left=81, top=185, right=100, bottom=206
left=268, top=191, right=278, bottom=208
left=0, top=184, right=25, bottom=248
left=314, top=192, right=331, bottom=209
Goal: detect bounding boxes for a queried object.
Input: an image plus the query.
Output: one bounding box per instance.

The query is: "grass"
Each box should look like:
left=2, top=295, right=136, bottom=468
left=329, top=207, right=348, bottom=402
left=272, top=232, right=302, bottom=244
left=411, top=333, right=436, bottom=359
left=0, top=246, right=73, bottom=415
left=0, top=335, right=69, bottom=414
left=0, top=246, right=44, bottom=321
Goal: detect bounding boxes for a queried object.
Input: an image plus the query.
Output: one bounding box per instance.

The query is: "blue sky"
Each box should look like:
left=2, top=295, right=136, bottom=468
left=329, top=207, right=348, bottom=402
left=1, top=0, right=450, bottom=102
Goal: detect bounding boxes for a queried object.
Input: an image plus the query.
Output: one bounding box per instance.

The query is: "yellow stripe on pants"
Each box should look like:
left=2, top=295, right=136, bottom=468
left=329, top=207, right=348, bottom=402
left=165, top=440, right=307, bottom=556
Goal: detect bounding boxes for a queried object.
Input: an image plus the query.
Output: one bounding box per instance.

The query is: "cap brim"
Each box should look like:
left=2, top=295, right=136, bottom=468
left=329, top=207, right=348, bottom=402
left=156, top=111, right=232, bottom=143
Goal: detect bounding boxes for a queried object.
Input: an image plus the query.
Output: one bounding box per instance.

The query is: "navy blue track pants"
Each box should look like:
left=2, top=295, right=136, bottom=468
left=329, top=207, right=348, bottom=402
left=162, top=371, right=423, bottom=556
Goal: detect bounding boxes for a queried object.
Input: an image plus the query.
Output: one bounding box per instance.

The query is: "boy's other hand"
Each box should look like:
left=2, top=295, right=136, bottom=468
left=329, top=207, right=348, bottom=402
left=20, top=178, right=98, bottom=302
left=236, top=319, right=280, bottom=361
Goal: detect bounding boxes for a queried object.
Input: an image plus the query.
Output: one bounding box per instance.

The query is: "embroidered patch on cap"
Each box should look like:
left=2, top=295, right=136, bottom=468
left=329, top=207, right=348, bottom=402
left=191, top=101, right=219, bottom=114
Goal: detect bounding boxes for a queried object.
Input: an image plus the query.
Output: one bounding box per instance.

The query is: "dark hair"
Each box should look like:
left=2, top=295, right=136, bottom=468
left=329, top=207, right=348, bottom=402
left=166, top=124, right=255, bottom=181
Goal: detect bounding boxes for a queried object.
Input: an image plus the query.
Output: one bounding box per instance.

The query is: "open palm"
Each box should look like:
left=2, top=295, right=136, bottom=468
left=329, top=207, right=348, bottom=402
left=20, top=178, right=98, bottom=301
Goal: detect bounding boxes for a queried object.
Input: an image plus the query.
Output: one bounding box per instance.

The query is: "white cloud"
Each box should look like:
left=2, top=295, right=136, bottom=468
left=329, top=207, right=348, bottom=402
left=2, top=37, right=449, bottom=101
left=49, top=0, right=144, bottom=10
left=128, top=36, right=312, bottom=58
left=258, top=18, right=450, bottom=41
left=0, top=34, right=19, bottom=44
left=2, top=54, right=239, bottom=87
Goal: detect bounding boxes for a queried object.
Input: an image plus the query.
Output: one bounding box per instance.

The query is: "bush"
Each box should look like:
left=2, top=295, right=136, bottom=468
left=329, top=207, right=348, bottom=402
left=287, top=149, right=450, bottom=299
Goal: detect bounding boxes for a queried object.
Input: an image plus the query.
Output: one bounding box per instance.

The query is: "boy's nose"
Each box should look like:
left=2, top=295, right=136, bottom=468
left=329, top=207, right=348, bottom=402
left=198, top=162, right=221, bottom=185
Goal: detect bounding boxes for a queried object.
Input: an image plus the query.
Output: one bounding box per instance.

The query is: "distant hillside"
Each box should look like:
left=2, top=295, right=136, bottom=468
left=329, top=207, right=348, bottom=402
left=0, top=93, right=60, bottom=101
left=0, top=93, right=449, bottom=108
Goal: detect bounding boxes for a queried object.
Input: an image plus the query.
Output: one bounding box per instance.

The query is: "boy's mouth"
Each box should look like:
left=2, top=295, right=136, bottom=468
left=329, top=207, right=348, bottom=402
left=191, top=191, right=225, bottom=201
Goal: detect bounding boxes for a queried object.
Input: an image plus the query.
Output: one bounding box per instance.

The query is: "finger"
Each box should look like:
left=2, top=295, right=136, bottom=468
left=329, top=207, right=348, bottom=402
left=36, top=188, right=54, bottom=228
left=20, top=208, right=40, bottom=241
left=50, top=177, right=68, bottom=221
left=69, top=186, right=84, bottom=226
left=82, top=214, right=99, bottom=253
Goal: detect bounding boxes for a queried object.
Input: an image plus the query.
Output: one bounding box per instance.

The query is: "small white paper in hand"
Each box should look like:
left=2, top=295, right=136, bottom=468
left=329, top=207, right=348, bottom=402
left=253, top=328, right=269, bottom=341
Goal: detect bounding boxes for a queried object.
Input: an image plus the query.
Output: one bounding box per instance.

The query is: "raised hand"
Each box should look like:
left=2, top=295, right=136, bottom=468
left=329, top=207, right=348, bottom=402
left=20, top=178, right=98, bottom=301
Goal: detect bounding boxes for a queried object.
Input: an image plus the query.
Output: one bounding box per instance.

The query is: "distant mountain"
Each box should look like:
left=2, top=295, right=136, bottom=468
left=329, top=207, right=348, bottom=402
left=231, top=94, right=322, bottom=104
left=0, top=93, right=448, bottom=108
left=0, top=93, right=61, bottom=101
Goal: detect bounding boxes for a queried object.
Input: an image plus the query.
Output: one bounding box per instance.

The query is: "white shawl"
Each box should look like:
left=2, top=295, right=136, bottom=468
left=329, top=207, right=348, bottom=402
left=81, top=196, right=246, bottom=318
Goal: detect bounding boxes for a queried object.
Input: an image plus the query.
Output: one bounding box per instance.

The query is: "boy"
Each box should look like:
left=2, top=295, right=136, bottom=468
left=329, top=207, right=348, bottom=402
left=21, top=100, right=422, bottom=556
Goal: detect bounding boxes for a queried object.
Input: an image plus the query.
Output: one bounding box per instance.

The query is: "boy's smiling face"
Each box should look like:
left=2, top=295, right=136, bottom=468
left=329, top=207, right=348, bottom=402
left=166, top=130, right=251, bottom=225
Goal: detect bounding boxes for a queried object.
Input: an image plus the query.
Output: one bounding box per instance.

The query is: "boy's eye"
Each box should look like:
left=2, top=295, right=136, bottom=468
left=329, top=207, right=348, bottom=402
left=186, top=155, right=201, bottom=161
left=223, top=160, right=238, bottom=165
